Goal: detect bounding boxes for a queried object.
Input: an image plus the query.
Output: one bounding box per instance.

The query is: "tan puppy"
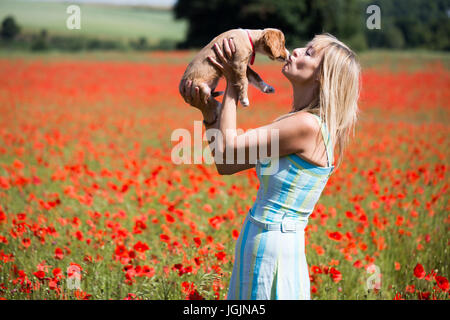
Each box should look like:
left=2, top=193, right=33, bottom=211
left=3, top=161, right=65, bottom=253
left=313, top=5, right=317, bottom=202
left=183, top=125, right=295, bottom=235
left=179, top=28, right=289, bottom=108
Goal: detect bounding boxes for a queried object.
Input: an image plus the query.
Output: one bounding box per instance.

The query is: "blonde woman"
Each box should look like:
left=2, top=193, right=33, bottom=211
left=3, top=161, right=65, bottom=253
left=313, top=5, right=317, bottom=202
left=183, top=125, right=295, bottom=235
left=179, top=33, right=361, bottom=300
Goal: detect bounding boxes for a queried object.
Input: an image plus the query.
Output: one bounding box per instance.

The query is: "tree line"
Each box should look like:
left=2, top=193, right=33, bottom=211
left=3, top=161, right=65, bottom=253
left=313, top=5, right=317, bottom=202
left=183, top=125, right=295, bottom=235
left=174, top=0, right=450, bottom=51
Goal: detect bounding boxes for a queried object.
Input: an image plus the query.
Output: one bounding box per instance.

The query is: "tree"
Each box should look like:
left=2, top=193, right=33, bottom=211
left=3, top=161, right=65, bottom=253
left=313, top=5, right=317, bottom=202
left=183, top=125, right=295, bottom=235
left=365, top=0, right=450, bottom=50
left=1, top=16, right=21, bottom=40
left=174, top=0, right=449, bottom=51
left=174, top=0, right=366, bottom=50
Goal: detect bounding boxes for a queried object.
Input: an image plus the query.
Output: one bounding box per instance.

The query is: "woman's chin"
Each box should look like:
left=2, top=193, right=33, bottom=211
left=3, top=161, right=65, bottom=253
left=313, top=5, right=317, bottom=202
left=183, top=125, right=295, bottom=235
left=281, top=66, right=291, bottom=79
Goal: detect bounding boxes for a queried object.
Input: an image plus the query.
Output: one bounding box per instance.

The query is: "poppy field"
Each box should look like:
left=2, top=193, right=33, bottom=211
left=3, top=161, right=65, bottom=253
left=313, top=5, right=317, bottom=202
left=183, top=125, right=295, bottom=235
left=0, top=51, right=448, bottom=300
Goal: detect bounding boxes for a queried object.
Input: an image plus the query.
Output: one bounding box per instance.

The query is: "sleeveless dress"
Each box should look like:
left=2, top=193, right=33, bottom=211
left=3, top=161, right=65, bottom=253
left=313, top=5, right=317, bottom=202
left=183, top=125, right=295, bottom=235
left=226, top=113, right=335, bottom=300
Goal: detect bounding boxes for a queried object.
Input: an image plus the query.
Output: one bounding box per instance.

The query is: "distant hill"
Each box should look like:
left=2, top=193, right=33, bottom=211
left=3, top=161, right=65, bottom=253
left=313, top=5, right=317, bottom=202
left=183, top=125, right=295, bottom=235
left=0, top=0, right=186, bottom=44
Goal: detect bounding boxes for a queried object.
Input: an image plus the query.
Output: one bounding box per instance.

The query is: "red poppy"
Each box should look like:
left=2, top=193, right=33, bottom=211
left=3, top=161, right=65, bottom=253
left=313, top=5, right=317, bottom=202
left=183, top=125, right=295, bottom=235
left=329, top=267, right=342, bottom=283
left=52, top=268, right=63, bottom=279
left=202, top=204, right=213, bottom=213
left=328, top=231, right=343, bottom=241
left=22, top=238, right=31, bottom=248
left=54, top=248, right=64, bottom=260
left=393, top=292, right=404, bottom=300
left=0, top=209, right=6, bottom=224
left=311, top=265, right=322, bottom=274
left=215, top=251, right=226, bottom=262
left=405, top=285, right=415, bottom=293
left=435, top=276, right=449, bottom=292
left=417, top=291, right=430, bottom=300
left=193, top=237, right=202, bottom=247
left=133, top=241, right=150, bottom=253
left=413, top=263, right=426, bottom=279
left=188, top=289, right=204, bottom=300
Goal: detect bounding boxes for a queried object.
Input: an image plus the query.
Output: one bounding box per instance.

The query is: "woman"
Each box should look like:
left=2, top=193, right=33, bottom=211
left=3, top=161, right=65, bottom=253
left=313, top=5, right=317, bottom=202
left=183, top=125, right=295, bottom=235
left=179, top=33, right=361, bottom=300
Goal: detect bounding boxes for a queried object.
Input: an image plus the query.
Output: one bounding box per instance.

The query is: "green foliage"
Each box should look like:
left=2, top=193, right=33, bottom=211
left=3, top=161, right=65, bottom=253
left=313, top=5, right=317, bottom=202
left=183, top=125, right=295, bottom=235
left=174, top=0, right=450, bottom=51
left=1, top=15, right=20, bottom=40
left=30, top=30, right=49, bottom=51
left=365, top=0, right=450, bottom=50
left=174, top=0, right=366, bottom=49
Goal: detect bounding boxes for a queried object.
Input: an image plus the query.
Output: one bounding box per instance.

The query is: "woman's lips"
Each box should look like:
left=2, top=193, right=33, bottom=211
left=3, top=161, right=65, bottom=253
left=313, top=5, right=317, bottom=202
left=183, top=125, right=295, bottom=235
left=284, top=55, right=293, bottom=67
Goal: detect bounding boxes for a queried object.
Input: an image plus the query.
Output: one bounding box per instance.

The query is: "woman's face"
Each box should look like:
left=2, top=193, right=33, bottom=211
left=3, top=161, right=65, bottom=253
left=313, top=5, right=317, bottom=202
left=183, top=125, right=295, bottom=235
left=282, top=42, right=323, bottom=85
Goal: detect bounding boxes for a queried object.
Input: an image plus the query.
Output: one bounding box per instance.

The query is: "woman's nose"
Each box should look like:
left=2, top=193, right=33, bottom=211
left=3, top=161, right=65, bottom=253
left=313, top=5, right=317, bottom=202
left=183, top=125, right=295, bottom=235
left=292, top=48, right=303, bottom=57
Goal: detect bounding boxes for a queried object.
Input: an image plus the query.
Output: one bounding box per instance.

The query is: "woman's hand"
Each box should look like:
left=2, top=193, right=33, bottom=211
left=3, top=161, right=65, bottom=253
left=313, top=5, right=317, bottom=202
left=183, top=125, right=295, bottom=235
left=208, top=38, right=237, bottom=83
left=179, top=79, right=206, bottom=110
left=179, top=79, right=220, bottom=123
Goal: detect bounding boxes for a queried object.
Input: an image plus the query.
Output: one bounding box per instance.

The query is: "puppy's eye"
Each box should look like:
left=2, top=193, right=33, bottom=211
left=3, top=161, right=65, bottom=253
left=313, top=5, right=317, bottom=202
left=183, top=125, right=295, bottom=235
left=306, top=48, right=311, bottom=56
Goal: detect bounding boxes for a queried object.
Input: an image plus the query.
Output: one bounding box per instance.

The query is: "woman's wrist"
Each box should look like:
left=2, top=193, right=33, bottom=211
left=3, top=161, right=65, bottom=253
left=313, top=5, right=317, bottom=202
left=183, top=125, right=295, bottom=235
left=225, top=81, right=239, bottom=99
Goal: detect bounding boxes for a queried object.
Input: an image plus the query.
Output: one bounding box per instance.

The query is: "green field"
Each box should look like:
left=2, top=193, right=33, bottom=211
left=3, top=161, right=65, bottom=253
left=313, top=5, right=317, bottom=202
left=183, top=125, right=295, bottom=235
left=0, top=0, right=187, bottom=43
left=1, top=48, right=448, bottom=73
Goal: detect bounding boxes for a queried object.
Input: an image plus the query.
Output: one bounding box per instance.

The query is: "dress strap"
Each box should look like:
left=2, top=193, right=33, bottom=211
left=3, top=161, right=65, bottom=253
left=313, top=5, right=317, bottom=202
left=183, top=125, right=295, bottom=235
left=311, top=114, right=333, bottom=167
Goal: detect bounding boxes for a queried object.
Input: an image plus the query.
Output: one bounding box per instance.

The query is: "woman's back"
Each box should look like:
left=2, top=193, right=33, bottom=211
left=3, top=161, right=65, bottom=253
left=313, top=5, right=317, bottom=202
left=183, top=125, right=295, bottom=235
left=250, top=113, right=334, bottom=224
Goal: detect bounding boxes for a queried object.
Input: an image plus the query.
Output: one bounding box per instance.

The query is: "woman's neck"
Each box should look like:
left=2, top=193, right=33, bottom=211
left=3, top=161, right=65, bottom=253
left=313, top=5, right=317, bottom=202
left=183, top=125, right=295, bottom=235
left=291, top=83, right=318, bottom=113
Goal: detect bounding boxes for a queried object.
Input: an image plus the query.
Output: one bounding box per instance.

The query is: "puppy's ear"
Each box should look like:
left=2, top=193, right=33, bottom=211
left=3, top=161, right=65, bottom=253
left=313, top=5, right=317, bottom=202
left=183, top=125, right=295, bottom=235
left=262, top=29, right=287, bottom=61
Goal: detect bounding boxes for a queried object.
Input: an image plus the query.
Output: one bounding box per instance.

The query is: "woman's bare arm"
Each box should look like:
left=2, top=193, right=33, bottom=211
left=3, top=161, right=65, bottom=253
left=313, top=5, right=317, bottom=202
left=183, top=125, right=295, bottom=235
left=180, top=38, right=319, bottom=175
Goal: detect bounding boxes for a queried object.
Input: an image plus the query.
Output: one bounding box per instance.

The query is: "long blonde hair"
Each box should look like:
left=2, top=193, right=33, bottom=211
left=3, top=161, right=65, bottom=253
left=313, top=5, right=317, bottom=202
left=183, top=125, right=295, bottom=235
left=278, top=33, right=361, bottom=170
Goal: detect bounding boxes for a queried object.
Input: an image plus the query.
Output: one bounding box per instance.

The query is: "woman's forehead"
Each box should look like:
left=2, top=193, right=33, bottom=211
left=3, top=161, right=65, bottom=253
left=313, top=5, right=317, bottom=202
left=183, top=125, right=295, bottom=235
left=308, top=39, right=327, bottom=51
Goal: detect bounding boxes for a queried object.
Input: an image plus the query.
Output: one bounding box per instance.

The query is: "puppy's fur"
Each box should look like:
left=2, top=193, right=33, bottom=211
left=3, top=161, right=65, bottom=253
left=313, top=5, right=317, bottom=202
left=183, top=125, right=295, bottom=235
left=180, top=28, right=289, bottom=108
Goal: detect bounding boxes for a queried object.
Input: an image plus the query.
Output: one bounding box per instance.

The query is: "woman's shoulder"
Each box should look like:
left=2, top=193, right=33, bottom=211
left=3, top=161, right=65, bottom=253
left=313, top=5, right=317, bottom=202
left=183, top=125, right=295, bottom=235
left=272, top=110, right=321, bottom=133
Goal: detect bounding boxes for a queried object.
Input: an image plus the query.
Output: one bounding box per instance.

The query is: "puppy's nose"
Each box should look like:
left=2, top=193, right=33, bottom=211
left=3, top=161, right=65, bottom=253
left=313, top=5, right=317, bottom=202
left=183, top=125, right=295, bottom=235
left=284, top=49, right=290, bottom=61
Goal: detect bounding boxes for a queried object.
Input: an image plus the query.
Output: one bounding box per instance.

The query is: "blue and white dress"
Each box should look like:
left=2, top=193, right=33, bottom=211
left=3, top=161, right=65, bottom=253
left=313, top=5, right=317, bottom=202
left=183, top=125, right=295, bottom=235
left=226, top=113, right=335, bottom=300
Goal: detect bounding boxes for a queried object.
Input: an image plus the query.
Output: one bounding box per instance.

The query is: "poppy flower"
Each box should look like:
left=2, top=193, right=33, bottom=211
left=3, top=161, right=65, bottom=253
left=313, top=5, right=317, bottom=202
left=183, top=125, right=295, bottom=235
left=435, top=276, right=449, bottom=292
left=328, top=231, right=343, bottom=241
left=133, top=241, right=150, bottom=253
left=54, top=248, right=64, bottom=260
left=329, top=267, right=342, bottom=283
left=18, top=232, right=30, bottom=244
left=413, top=263, right=426, bottom=279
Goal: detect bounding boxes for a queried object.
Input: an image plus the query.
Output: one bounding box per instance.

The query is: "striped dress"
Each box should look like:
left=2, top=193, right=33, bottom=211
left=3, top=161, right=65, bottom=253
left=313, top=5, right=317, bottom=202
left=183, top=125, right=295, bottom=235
left=226, top=113, right=335, bottom=300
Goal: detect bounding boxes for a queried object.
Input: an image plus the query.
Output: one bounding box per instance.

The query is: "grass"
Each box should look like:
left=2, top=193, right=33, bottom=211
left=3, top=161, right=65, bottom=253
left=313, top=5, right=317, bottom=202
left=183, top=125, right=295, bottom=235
left=0, top=48, right=448, bottom=72
left=0, top=44, right=448, bottom=300
left=0, top=0, right=187, bottom=43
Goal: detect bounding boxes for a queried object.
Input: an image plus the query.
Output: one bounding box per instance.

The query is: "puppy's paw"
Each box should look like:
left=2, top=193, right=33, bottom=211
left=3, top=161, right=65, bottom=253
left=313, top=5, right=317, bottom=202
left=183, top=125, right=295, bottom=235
left=261, top=82, right=275, bottom=94
left=240, top=98, right=250, bottom=107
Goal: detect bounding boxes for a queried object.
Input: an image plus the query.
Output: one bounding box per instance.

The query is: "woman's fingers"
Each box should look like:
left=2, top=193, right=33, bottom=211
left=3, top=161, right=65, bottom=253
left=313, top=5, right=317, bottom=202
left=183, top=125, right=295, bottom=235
left=192, top=86, right=199, bottom=106
left=189, top=82, right=197, bottom=105
left=207, top=56, right=224, bottom=72
left=229, top=38, right=236, bottom=53
left=213, top=42, right=226, bottom=63
left=185, top=80, right=193, bottom=103
left=223, top=38, right=232, bottom=60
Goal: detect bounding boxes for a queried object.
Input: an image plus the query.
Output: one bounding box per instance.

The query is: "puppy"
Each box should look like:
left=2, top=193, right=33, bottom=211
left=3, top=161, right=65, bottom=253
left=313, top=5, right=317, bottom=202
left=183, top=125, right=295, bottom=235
left=179, top=28, right=289, bottom=108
